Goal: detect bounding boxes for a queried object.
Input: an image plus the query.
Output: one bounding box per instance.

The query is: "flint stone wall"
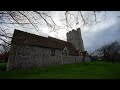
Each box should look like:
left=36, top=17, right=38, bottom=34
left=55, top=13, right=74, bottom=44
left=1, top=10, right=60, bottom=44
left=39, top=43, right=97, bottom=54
left=7, top=45, right=91, bottom=70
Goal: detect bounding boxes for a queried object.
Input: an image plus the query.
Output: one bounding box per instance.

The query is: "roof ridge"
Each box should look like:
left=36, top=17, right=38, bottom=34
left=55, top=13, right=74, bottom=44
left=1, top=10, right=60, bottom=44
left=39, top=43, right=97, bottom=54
left=14, top=29, right=67, bottom=42
left=48, top=36, right=67, bottom=43
left=14, top=29, right=47, bottom=39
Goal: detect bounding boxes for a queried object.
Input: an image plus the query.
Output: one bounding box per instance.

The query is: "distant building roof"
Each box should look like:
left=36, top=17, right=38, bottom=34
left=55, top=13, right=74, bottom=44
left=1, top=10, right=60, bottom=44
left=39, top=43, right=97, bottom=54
left=11, top=29, right=79, bottom=56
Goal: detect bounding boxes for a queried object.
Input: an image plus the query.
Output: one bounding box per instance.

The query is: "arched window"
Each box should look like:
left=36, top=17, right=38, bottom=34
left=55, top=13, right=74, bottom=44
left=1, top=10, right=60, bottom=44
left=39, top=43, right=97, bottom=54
left=62, top=47, right=69, bottom=56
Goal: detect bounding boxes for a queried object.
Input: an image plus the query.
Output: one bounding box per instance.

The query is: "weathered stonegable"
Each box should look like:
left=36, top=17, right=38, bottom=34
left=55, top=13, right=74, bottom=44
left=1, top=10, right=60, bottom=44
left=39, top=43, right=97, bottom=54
left=7, top=29, right=90, bottom=70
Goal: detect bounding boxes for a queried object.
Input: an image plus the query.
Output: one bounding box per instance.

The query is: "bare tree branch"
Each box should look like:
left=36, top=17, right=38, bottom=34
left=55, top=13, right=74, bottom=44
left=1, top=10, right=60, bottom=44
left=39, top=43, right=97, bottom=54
left=94, top=11, right=97, bottom=23
left=6, top=11, right=21, bottom=25
left=34, top=11, right=59, bottom=33
left=17, top=11, right=40, bottom=34
left=79, top=11, right=86, bottom=26
left=104, top=11, right=106, bottom=20
left=34, top=11, right=51, bottom=27
left=0, top=38, right=10, bottom=45
left=0, top=11, right=118, bottom=50
left=0, top=22, right=38, bottom=24
left=0, top=34, right=12, bottom=39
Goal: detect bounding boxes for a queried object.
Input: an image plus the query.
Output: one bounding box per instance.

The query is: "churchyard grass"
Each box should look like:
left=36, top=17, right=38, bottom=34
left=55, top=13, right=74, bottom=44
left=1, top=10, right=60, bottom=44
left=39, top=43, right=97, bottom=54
left=0, top=61, right=120, bottom=79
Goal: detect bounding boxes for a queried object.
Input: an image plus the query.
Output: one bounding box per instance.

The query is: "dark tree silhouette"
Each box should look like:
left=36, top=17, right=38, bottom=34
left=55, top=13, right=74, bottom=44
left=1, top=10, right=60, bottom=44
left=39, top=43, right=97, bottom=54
left=95, top=41, right=120, bottom=62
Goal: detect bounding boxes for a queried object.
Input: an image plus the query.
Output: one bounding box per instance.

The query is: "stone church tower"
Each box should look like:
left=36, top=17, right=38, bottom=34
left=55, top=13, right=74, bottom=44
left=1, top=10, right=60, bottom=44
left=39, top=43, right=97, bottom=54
left=67, top=28, right=85, bottom=51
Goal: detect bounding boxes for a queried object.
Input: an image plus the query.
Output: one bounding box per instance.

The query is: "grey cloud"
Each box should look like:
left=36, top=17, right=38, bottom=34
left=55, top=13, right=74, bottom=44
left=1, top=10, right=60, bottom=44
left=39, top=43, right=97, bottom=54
left=83, top=21, right=120, bottom=53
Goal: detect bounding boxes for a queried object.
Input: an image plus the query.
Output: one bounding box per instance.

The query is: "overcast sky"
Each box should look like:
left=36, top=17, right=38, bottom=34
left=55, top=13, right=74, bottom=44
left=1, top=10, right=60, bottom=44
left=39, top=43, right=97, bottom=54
left=38, top=11, right=120, bottom=53
left=0, top=11, right=120, bottom=53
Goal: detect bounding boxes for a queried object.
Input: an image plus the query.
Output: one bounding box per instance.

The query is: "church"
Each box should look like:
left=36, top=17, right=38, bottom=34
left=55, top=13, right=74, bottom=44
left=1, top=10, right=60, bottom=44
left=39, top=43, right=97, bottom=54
left=6, top=28, right=90, bottom=70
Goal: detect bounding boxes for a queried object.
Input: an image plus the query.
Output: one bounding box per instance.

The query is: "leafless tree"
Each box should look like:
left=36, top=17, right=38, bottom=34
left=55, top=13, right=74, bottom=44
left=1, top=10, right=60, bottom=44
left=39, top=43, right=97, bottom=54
left=94, top=41, right=120, bottom=62
left=0, top=42, right=10, bottom=62
left=0, top=11, right=117, bottom=48
left=0, top=11, right=58, bottom=47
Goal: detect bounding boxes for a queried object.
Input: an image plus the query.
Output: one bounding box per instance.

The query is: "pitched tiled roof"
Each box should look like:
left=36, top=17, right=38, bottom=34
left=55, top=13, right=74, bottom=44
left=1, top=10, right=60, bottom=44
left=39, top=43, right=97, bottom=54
left=11, top=29, right=79, bottom=56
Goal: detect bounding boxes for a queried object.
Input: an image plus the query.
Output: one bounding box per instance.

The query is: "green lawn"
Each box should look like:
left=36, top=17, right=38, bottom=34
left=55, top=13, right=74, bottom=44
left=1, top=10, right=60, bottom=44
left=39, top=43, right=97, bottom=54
left=0, top=63, right=7, bottom=71
left=0, top=61, right=120, bottom=79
